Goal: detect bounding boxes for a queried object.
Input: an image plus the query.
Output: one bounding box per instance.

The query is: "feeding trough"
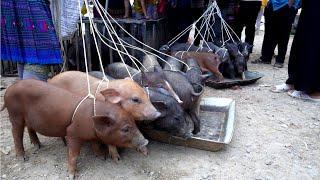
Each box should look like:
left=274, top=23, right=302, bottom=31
left=205, top=71, right=264, bottom=89
left=141, top=97, right=236, bottom=152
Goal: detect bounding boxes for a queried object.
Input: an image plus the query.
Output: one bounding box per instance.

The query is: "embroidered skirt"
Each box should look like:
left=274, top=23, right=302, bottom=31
left=1, top=0, right=62, bottom=65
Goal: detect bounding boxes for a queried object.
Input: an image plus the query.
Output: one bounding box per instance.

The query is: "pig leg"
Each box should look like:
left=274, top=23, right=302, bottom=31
left=91, top=141, right=106, bottom=160
left=27, top=128, right=41, bottom=149
left=11, top=120, right=28, bottom=161
left=108, top=145, right=120, bottom=162
left=190, top=112, right=200, bottom=134
left=62, top=137, right=67, bottom=146
left=67, top=138, right=82, bottom=179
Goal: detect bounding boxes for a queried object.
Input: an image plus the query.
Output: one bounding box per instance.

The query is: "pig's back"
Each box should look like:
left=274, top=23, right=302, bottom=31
left=48, top=71, right=100, bottom=97
left=4, top=79, right=82, bottom=137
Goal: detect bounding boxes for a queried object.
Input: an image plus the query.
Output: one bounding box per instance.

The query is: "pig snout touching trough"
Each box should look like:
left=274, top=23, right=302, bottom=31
left=142, top=54, right=161, bottom=71
left=238, top=42, right=252, bottom=71
left=173, top=51, right=224, bottom=82
left=107, top=63, right=183, bottom=104
left=225, top=43, right=246, bottom=79
left=147, top=87, right=193, bottom=138
left=2, top=79, right=148, bottom=178
left=163, top=57, right=183, bottom=71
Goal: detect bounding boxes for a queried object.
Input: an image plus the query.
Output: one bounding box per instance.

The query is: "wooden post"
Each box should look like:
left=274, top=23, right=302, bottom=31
left=85, top=22, right=92, bottom=71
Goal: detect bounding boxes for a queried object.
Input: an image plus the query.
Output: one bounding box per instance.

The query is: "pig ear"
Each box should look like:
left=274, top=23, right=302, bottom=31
left=100, top=89, right=122, bottom=104
left=92, top=115, right=115, bottom=132
left=154, top=66, right=164, bottom=74
left=141, top=71, right=148, bottom=86
left=124, top=77, right=131, bottom=80
left=152, top=101, right=167, bottom=110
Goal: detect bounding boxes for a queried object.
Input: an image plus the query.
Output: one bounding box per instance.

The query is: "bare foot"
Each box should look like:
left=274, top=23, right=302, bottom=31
left=145, top=15, right=151, bottom=20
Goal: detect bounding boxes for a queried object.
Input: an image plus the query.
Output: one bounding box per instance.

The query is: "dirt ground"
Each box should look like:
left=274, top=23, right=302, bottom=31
left=1, top=32, right=319, bottom=180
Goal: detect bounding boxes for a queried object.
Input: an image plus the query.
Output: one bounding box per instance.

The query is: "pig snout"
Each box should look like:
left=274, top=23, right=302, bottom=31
left=137, top=145, right=149, bottom=156
left=131, top=131, right=149, bottom=153
left=142, top=104, right=162, bottom=120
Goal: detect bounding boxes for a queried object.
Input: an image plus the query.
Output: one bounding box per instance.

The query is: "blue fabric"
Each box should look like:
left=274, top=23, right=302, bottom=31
left=269, top=0, right=301, bottom=11
left=1, top=0, right=62, bottom=65
left=293, top=0, right=301, bottom=10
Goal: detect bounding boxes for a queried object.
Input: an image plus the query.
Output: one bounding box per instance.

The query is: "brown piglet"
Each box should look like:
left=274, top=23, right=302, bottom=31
left=173, top=51, right=224, bottom=81
left=2, top=79, right=148, bottom=179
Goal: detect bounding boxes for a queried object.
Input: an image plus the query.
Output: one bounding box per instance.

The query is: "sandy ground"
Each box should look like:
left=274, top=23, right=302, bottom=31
left=1, top=32, right=320, bottom=180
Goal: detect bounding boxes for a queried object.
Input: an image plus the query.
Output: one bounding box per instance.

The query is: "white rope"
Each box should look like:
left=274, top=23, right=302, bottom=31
left=77, top=0, right=94, bottom=97
left=90, top=21, right=148, bottom=71
left=71, top=94, right=93, bottom=122
left=91, top=0, right=134, bottom=79
left=93, top=77, right=109, bottom=115
left=83, top=0, right=108, bottom=79
left=92, top=0, right=190, bottom=69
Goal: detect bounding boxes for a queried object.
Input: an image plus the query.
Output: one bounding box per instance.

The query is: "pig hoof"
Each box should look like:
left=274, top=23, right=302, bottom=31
left=68, top=174, right=75, bottom=180
left=17, top=155, right=29, bottom=162
left=34, top=143, right=42, bottom=149
left=111, top=154, right=121, bottom=162
left=192, top=128, right=200, bottom=135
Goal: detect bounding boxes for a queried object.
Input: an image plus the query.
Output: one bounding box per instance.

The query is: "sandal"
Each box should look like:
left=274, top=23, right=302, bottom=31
left=287, top=90, right=320, bottom=102
left=271, top=83, right=293, bottom=93
left=274, top=63, right=284, bottom=68
left=251, top=58, right=271, bottom=64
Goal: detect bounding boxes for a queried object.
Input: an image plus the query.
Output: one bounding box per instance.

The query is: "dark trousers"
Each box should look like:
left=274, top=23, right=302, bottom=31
left=234, top=1, right=261, bottom=46
left=285, top=0, right=320, bottom=92
left=260, top=4, right=297, bottom=64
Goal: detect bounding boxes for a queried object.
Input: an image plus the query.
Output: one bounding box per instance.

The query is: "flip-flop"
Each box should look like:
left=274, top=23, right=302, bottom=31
left=271, top=83, right=292, bottom=93
left=287, top=90, right=320, bottom=102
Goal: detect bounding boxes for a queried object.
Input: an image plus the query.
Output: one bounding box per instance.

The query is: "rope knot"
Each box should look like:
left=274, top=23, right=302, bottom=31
left=88, top=94, right=95, bottom=99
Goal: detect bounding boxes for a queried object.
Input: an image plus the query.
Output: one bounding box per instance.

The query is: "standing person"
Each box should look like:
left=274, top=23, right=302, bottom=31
left=252, top=0, right=301, bottom=68
left=233, top=0, right=262, bottom=53
left=1, top=0, right=62, bottom=81
left=271, top=0, right=320, bottom=101
left=255, top=0, right=268, bottom=33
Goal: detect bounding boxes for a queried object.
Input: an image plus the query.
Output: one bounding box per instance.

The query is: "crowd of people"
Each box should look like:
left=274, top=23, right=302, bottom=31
left=1, top=0, right=319, bottom=101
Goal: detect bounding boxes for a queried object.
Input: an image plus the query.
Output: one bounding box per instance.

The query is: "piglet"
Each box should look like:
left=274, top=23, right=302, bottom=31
left=142, top=54, right=161, bottom=72
left=107, top=63, right=183, bottom=104
left=163, top=57, right=183, bottom=71
left=49, top=71, right=160, bottom=162
left=2, top=79, right=148, bottom=179
left=173, top=51, right=224, bottom=81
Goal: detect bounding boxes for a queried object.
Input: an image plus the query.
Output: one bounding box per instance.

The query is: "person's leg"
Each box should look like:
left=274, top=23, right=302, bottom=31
left=17, top=63, right=24, bottom=80
left=275, top=5, right=292, bottom=64
left=123, top=0, right=130, bottom=18
left=233, top=1, right=246, bottom=41
left=244, top=1, right=262, bottom=46
left=255, top=7, right=264, bottom=32
left=255, top=4, right=277, bottom=63
left=22, top=64, right=49, bottom=82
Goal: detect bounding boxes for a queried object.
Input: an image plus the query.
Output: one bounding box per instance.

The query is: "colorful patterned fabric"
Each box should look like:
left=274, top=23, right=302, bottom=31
left=1, top=0, right=62, bottom=65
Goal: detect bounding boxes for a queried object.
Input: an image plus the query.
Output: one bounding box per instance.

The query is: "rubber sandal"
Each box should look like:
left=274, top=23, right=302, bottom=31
left=287, top=90, right=320, bottom=102
left=271, top=83, right=292, bottom=93
left=251, top=58, right=271, bottom=64
left=274, top=63, right=284, bottom=68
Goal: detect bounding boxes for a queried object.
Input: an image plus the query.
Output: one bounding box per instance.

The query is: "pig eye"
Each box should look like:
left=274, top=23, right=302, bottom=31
left=122, top=126, right=130, bottom=133
left=131, top=97, right=141, bottom=104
